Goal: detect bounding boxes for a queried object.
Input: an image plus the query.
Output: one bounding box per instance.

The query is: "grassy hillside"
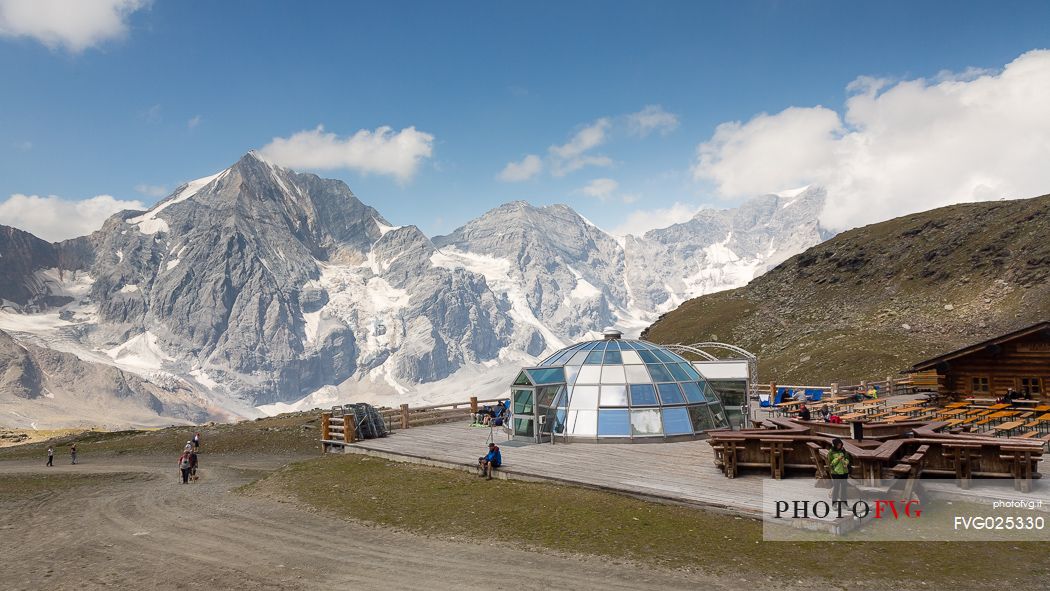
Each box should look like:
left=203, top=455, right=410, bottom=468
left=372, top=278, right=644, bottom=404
left=643, top=194, right=1050, bottom=385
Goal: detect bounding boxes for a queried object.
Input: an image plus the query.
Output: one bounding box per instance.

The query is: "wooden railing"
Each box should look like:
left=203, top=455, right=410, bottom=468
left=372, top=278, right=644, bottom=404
left=749, top=371, right=942, bottom=400
left=321, top=396, right=504, bottom=452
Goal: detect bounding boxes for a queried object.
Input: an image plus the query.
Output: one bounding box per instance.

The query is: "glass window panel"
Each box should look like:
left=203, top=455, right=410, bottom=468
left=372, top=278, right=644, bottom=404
left=599, top=384, right=628, bottom=407
left=665, top=350, right=689, bottom=364
left=539, top=353, right=558, bottom=366
left=682, top=363, right=702, bottom=380
left=621, top=341, right=641, bottom=350
left=513, top=417, right=534, bottom=437
left=634, top=342, right=652, bottom=350
left=525, top=367, right=565, bottom=384
left=568, top=409, right=597, bottom=436
left=567, top=351, right=589, bottom=365
left=620, top=350, right=643, bottom=364
left=624, top=364, right=650, bottom=383
left=552, top=409, right=567, bottom=433
left=647, top=364, right=673, bottom=382
left=653, top=349, right=675, bottom=362
left=552, top=386, right=568, bottom=409
left=564, top=365, right=581, bottom=386
left=606, top=340, right=621, bottom=351
left=568, top=385, right=599, bottom=409
left=597, top=409, right=630, bottom=436
left=513, top=389, right=534, bottom=414
left=708, top=402, right=730, bottom=427
left=689, top=404, right=716, bottom=432
left=667, top=363, right=691, bottom=381
left=600, top=364, right=626, bottom=384
left=629, top=383, right=659, bottom=406
left=592, top=341, right=608, bottom=352
left=657, top=383, right=686, bottom=405
left=680, top=381, right=706, bottom=403
left=603, top=350, right=623, bottom=364
left=537, top=385, right=562, bottom=407
left=662, top=407, right=693, bottom=435
left=630, top=409, right=663, bottom=436
left=638, top=350, right=660, bottom=363
left=576, top=365, right=602, bottom=384
left=513, top=371, right=532, bottom=386
left=585, top=351, right=605, bottom=364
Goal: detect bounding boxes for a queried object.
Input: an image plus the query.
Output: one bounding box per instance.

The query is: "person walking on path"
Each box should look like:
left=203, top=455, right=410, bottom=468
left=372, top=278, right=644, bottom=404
left=178, top=451, right=193, bottom=484
left=46, top=446, right=54, bottom=467
left=192, top=432, right=201, bottom=451
left=70, top=443, right=78, bottom=465
left=189, top=450, right=199, bottom=482
left=184, top=440, right=193, bottom=453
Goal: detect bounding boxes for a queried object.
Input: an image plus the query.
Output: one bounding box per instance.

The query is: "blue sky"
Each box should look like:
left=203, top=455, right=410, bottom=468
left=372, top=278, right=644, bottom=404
left=2, top=1, right=1050, bottom=240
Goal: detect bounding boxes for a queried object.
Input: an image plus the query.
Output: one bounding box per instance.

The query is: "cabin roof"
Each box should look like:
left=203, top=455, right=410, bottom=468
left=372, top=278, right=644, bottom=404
left=909, top=321, right=1050, bottom=372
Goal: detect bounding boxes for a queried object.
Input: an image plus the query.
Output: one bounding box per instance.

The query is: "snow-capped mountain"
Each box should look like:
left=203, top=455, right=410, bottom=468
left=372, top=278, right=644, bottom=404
left=0, top=153, right=828, bottom=427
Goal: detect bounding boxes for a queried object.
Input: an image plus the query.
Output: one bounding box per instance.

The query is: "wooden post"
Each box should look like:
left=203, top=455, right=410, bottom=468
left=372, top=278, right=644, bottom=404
left=343, top=415, right=354, bottom=443
left=470, top=396, right=478, bottom=414
left=400, top=403, right=410, bottom=429
left=320, top=412, right=331, bottom=454
left=831, top=383, right=839, bottom=396
left=886, top=376, right=895, bottom=396
left=770, top=383, right=777, bottom=403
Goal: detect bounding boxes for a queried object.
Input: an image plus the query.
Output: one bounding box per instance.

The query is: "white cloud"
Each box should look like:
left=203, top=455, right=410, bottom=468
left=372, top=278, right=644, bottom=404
left=0, top=0, right=147, bottom=53
left=578, top=178, right=619, bottom=200
left=497, top=154, right=542, bottom=182
left=134, top=183, right=167, bottom=198
left=259, top=125, right=435, bottom=183
left=609, top=202, right=701, bottom=238
left=0, top=193, right=144, bottom=241
left=187, top=115, right=201, bottom=129
left=627, top=105, right=679, bottom=137
left=548, top=118, right=612, bottom=176
left=693, top=49, right=1050, bottom=231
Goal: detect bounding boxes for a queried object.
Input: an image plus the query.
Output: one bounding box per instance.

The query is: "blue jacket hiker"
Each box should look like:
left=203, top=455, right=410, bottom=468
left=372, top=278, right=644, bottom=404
left=478, top=443, right=502, bottom=479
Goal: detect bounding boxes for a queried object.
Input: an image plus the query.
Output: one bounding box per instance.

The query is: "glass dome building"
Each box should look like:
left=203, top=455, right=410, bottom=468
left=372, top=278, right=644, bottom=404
left=509, top=330, right=731, bottom=443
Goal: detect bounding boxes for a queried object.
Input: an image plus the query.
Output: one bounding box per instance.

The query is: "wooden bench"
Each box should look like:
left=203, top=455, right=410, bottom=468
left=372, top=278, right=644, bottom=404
left=887, top=444, right=930, bottom=501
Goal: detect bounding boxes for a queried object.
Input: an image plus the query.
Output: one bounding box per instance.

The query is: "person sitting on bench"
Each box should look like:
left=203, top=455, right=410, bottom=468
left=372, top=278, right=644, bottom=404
left=477, top=443, right=502, bottom=479
left=472, top=405, right=492, bottom=426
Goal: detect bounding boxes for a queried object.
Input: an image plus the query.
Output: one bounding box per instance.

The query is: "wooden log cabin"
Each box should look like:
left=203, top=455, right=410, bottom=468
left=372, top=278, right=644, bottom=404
left=908, top=321, right=1050, bottom=401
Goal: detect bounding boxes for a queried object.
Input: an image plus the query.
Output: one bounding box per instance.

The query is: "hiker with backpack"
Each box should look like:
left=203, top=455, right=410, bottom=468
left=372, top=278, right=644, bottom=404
left=46, top=446, right=54, bottom=467
left=70, top=443, right=78, bottom=465
left=178, top=451, right=193, bottom=484
left=192, top=432, right=201, bottom=451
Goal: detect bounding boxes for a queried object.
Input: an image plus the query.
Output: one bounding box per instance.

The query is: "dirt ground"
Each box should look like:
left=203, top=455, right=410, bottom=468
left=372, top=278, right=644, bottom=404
left=0, top=450, right=803, bottom=591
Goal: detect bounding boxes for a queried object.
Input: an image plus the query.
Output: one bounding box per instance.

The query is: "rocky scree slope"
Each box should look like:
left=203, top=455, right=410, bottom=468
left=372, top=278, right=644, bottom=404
left=643, top=194, right=1050, bottom=385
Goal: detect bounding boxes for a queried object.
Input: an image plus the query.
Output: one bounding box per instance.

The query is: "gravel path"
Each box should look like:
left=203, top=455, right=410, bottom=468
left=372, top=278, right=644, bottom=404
left=0, top=454, right=761, bottom=591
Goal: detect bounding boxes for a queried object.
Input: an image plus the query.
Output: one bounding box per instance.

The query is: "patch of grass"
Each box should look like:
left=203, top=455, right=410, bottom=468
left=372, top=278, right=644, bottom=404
left=0, top=472, right=146, bottom=500
left=0, top=413, right=323, bottom=460
left=246, top=455, right=1049, bottom=587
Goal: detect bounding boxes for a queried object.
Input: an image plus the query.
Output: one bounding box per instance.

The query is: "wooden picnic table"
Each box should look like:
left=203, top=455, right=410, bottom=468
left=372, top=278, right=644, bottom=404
left=838, top=411, right=866, bottom=421
left=1000, top=446, right=1039, bottom=492
left=882, top=414, right=914, bottom=423
left=988, top=403, right=1011, bottom=410
left=994, top=419, right=1027, bottom=436
left=1012, top=399, right=1041, bottom=407
left=1036, top=413, right=1050, bottom=422
left=946, top=402, right=970, bottom=409
left=759, top=438, right=794, bottom=480
left=940, top=408, right=968, bottom=418
left=942, top=442, right=983, bottom=489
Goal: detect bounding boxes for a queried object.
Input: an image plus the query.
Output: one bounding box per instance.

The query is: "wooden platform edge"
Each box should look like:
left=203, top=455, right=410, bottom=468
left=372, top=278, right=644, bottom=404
left=341, top=441, right=763, bottom=519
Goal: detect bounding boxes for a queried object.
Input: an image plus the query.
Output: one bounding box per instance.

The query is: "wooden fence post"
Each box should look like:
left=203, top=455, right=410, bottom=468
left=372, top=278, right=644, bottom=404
left=830, top=383, right=839, bottom=396
left=321, top=412, right=331, bottom=441
left=470, top=396, right=478, bottom=414
left=886, top=376, right=894, bottom=396
left=400, top=403, right=410, bottom=429
left=343, top=415, right=354, bottom=443
left=769, top=383, right=777, bottom=402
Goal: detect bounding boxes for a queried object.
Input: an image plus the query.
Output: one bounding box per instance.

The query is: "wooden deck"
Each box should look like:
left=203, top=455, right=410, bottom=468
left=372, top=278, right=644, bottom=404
left=345, top=422, right=775, bottom=516
left=340, top=422, right=1050, bottom=522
